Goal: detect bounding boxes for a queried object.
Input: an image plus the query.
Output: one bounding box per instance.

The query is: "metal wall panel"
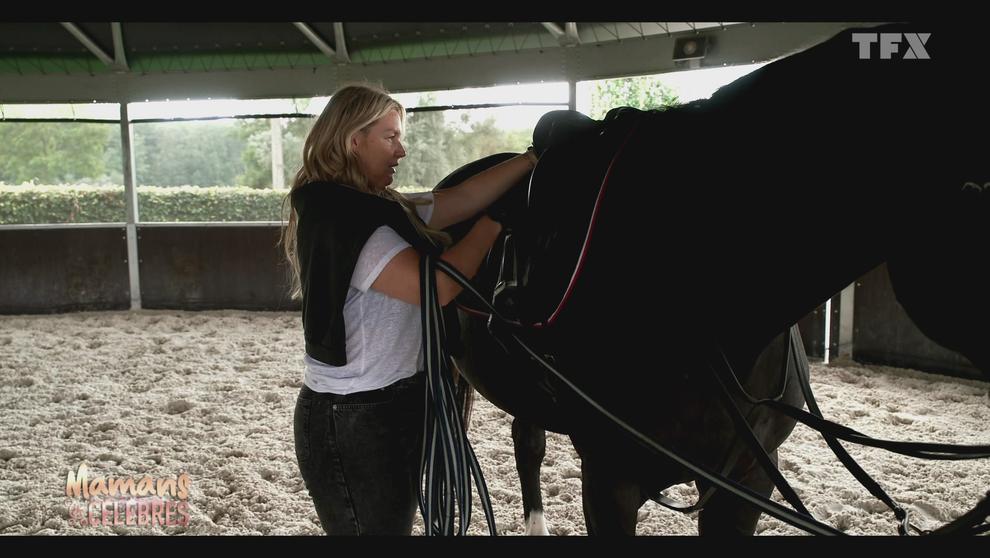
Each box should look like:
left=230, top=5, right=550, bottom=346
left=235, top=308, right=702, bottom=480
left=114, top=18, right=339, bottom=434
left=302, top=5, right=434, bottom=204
left=3, top=225, right=983, bottom=385
left=0, top=227, right=129, bottom=313
left=853, top=263, right=981, bottom=380
left=137, top=225, right=299, bottom=311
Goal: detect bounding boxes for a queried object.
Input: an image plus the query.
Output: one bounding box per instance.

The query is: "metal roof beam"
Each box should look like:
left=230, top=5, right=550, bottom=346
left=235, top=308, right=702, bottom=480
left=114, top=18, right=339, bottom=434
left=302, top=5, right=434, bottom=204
left=541, top=21, right=566, bottom=42
left=293, top=22, right=336, bottom=61
left=60, top=22, right=115, bottom=67
left=2, top=22, right=866, bottom=103
left=542, top=22, right=579, bottom=46
left=333, top=22, right=350, bottom=63
left=541, top=22, right=565, bottom=40
left=110, top=22, right=128, bottom=71
left=565, top=22, right=581, bottom=45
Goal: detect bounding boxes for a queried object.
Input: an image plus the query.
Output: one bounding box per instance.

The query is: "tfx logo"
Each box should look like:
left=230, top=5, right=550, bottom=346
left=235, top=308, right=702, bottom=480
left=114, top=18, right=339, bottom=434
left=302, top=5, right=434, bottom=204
left=852, top=32, right=931, bottom=59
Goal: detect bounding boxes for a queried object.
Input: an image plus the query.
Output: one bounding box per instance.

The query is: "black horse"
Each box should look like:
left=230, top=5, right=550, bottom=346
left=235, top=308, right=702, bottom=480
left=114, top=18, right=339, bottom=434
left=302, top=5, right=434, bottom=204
left=434, top=22, right=990, bottom=535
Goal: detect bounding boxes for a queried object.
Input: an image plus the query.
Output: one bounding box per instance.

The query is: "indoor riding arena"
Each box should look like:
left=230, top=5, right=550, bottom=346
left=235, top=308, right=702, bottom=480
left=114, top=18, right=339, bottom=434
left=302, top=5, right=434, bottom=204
left=2, top=21, right=987, bottom=537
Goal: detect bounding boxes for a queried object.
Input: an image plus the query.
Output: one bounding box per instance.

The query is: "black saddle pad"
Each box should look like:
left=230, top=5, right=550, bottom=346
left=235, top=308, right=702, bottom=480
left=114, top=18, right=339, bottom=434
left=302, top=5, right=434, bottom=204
left=512, top=107, right=648, bottom=327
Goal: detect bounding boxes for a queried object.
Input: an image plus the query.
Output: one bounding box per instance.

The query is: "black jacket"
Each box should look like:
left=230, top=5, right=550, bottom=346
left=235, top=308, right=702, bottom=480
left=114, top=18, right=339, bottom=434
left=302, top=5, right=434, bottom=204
left=291, top=181, right=442, bottom=366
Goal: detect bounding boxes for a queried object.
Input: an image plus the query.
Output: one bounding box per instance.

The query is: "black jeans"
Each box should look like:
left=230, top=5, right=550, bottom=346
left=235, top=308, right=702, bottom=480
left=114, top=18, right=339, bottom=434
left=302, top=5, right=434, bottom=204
left=294, top=372, right=426, bottom=535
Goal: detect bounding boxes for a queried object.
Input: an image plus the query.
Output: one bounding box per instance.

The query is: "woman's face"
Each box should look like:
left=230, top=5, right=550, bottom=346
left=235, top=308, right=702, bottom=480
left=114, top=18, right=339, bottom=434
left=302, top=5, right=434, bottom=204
left=352, top=110, right=406, bottom=191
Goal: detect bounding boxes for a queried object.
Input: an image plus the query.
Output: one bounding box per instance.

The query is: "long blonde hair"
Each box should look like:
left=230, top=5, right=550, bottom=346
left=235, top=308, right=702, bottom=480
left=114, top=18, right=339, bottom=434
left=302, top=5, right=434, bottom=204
left=279, top=82, right=451, bottom=300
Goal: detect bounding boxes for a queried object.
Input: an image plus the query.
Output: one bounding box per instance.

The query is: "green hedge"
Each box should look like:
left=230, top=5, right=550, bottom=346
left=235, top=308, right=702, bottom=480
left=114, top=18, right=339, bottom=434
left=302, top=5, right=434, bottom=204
left=0, top=184, right=433, bottom=225
left=0, top=185, right=292, bottom=224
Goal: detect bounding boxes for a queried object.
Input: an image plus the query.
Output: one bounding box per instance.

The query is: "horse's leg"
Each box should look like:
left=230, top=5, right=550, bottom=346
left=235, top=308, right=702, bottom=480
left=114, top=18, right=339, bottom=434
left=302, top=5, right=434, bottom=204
left=576, top=449, right=644, bottom=536
left=696, top=450, right=779, bottom=537
left=695, top=327, right=805, bottom=536
left=512, top=418, right=551, bottom=535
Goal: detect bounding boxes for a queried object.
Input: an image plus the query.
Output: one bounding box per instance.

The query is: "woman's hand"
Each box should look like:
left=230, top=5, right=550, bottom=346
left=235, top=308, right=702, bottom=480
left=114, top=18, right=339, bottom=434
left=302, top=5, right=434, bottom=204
left=523, top=146, right=539, bottom=168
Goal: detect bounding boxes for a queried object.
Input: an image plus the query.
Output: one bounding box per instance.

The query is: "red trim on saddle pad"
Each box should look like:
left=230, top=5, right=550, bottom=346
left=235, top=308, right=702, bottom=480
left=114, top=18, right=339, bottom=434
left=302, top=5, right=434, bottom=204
left=535, top=122, right=641, bottom=329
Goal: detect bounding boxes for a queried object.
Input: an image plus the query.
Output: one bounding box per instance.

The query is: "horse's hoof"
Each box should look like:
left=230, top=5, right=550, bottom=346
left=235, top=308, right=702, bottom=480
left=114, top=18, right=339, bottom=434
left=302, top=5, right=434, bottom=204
left=524, top=510, right=551, bottom=536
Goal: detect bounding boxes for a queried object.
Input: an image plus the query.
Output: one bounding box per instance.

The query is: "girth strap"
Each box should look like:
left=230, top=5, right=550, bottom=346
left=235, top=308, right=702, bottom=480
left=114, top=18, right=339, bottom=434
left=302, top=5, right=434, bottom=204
left=651, top=443, right=745, bottom=513
left=709, top=331, right=990, bottom=534
left=705, top=333, right=813, bottom=517
left=785, top=330, right=923, bottom=535
left=652, top=328, right=798, bottom=514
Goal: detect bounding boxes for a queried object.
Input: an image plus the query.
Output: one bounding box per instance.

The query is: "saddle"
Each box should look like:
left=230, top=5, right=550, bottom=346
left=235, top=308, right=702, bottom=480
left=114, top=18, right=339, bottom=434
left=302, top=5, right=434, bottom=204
left=494, top=107, right=647, bottom=329
left=431, top=107, right=652, bottom=341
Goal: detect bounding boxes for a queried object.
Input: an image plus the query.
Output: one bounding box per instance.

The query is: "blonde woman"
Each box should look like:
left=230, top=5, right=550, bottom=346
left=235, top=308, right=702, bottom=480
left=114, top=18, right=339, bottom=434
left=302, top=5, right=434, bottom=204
left=280, top=83, right=537, bottom=535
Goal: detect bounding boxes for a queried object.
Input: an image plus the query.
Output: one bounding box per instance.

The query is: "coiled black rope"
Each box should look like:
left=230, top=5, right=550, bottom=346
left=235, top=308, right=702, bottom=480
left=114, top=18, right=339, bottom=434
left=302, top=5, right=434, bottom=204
left=418, top=253, right=497, bottom=536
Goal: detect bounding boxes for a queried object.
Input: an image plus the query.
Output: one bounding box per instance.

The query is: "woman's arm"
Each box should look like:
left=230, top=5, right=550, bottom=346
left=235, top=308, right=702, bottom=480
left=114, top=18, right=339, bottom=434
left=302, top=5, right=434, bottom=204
left=428, top=150, right=537, bottom=230
left=369, top=214, right=503, bottom=306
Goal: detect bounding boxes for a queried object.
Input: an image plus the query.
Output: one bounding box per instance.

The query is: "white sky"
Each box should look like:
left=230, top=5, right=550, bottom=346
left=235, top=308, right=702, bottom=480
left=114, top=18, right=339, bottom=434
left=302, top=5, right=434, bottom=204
left=0, top=63, right=768, bottom=130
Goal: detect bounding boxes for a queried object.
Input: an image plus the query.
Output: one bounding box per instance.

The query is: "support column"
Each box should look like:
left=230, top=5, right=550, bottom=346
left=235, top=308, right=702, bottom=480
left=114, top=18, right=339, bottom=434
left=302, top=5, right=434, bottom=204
left=823, top=297, right=832, bottom=364
left=120, top=103, right=142, bottom=310
left=837, top=282, right=856, bottom=359
left=271, top=118, right=285, bottom=189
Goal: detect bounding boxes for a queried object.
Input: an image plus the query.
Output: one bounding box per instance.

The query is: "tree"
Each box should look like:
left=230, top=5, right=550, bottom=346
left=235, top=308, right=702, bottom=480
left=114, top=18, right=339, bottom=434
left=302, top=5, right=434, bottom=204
left=589, top=76, right=681, bottom=120
left=392, top=95, right=536, bottom=192
left=452, top=117, right=530, bottom=168
left=0, top=122, right=114, bottom=184
left=100, top=137, right=124, bottom=185
left=236, top=117, right=313, bottom=188
left=131, top=121, right=246, bottom=187
left=393, top=94, right=456, bottom=191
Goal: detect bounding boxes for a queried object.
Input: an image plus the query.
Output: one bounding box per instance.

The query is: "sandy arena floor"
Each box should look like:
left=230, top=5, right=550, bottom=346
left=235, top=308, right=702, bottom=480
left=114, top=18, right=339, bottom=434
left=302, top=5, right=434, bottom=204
left=1, top=310, right=987, bottom=536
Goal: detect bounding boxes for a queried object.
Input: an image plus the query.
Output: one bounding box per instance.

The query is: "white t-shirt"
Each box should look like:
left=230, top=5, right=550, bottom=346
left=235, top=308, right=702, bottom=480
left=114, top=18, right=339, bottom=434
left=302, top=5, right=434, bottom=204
left=304, top=192, right=435, bottom=394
